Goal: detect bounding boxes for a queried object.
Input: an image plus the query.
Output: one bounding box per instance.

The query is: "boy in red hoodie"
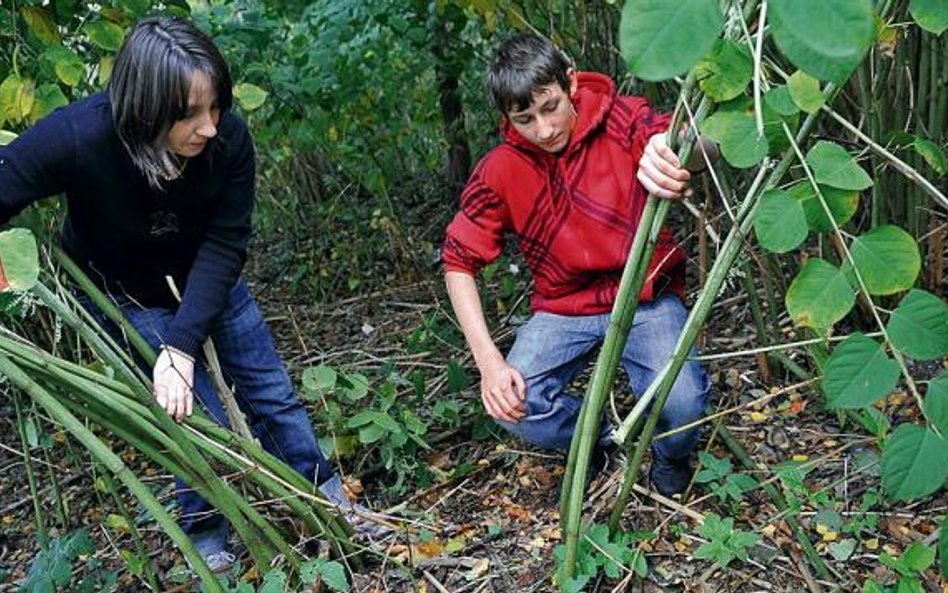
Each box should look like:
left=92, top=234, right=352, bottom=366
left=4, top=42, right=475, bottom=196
left=442, top=34, right=712, bottom=495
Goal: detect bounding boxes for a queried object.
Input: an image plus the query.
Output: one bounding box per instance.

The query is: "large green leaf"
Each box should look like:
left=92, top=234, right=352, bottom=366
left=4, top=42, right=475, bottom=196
left=910, top=0, right=948, bottom=34
left=0, top=75, right=35, bottom=126
left=619, top=0, right=724, bottom=82
left=786, top=258, right=855, bottom=329
left=0, top=228, right=39, bottom=292
left=786, top=182, right=860, bottom=232
left=887, top=290, right=948, bottom=361
left=234, top=83, right=268, bottom=111
left=20, top=7, right=61, bottom=45
left=769, top=0, right=874, bottom=84
left=846, top=225, right=920, bottom=295
left=923, top=372, right=948, bottom=437
left=787, top=70, right=824, bottom=114
left=83, top=20, right=125, bottom=51
left=700, top=100, right=768, bottom=169
left=764, top=86, right=799, bottom=117
left=806, top=141, right=874, bottom=190
left=882, top=423, right=948, bottom=501
left=44, top=46, right=85, bottom=87
left=0, top=130, right=16, bottom=145
left=753, top=188, right=808, bottom=253
left=823, top=333, right=900, bottom=409
left=913, top=137, right=947, bottom=176
left=694, top=40, right=752, bottom=102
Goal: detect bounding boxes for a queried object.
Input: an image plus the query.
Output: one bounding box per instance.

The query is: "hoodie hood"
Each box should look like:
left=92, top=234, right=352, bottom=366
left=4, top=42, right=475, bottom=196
left=500, top=71, right=616, bottom=155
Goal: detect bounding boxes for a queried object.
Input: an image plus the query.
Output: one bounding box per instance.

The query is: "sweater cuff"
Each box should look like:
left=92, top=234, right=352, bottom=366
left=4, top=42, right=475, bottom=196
left=162, top=326, right=203, bottom=359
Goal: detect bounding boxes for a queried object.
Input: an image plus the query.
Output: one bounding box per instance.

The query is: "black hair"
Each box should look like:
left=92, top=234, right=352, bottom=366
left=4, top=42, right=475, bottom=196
left=109, top=16, right=233, bottom=189
left=486, top=33, right=572, bottom=114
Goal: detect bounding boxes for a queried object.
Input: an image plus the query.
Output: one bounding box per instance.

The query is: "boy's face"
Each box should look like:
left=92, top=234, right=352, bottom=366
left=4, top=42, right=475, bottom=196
left=506, top=71, right=578, bottom=154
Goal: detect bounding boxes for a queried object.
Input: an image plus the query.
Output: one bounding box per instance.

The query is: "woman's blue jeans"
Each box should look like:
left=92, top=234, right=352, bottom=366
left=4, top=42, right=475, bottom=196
left=498, top=294, right=710, bottom=462
left=84, top=278, right=332, bottom=553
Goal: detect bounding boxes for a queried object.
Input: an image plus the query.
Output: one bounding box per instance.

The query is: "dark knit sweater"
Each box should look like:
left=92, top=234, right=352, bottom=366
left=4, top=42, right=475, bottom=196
left=0, top=92, right=255, bottom=357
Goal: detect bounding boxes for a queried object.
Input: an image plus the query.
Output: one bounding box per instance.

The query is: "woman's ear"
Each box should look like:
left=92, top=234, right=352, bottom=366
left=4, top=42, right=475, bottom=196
left=567, top=68, right=578, bottom=97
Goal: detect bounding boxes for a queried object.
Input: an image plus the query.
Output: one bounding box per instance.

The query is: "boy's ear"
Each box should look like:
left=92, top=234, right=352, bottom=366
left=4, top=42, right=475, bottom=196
left=567, top=68, right=578, bottom=96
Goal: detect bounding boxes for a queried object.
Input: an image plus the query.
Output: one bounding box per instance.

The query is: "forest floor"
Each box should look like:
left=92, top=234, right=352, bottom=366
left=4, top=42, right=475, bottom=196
left=1, top=246, right=947, bottom=593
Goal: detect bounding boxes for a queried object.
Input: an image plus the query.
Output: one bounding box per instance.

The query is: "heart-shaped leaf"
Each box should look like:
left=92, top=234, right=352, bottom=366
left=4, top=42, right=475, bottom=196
left=786, top=258, right=855, bottom=329
left=619, top=0, right=724, bottom=82
left=910, top=0, right=948, bottom=34
left=753, top=188, right=808, bottom=253
left=787, top=181, right=860, bottom=232
left=701, top=99, right=768, bottom=168
left=845, top=225, right=920, bottom=295
left=695, top=40, right=753, bottom=102
left=887, top=289, right=948, bottom=361
left=787, top=70, right=824, bottom=113
left=806, top=141, right=873, bottom=190
left=0, top=228, right=39, bottom=292
left=823, top=333, right=900, bottom=409
left=882, top=423, right=948, bottom=501
left=770, top=0, right=875, bottom=84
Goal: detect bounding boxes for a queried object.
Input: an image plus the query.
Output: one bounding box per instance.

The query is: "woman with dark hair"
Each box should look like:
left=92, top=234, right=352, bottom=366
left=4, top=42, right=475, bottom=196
left=0, top=16, right=361, bottom=570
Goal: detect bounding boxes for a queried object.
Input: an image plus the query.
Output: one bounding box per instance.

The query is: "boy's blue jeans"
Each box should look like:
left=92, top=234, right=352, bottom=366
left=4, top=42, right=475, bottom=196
left=498, top=294, right=710, bottom=462
left=84, top=278, right=332, bottom=554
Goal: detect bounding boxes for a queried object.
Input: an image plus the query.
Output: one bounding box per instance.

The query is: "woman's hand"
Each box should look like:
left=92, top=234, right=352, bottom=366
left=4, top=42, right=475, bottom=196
left=478, top=355, right=527, bottom=423
left=637, top=132, right=693, bottom=200
left=153, top=346, right=195, bottom=422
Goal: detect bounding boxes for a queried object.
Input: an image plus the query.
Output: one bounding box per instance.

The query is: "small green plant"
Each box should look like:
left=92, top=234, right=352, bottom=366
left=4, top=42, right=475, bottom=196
left=692, top=513, right=760, bottom=568
left=554, top=523, right=651, bottom=592
left=861, top=541, right=935, bottom=593
left=19, top=529, right=119, bottom=593
left=694, top=451, right=759, bottom=506
left=301, top=364, right=432, bottom=492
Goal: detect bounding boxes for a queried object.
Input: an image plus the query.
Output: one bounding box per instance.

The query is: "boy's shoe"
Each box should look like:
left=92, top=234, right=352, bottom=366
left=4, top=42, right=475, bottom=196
left=649, top=454, right=693, bottom=497
left=202, top=550, right=236, bottom=573
left=190, top=520, right=234, bottom=573
left=318, top=474, right=393, bottom=540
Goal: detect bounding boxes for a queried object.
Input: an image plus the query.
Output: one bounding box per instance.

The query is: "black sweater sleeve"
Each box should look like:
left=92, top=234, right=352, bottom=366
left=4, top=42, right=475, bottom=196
left=163, top=118, right=256, bottom=357
left=0, top=109, right=73, bottom=223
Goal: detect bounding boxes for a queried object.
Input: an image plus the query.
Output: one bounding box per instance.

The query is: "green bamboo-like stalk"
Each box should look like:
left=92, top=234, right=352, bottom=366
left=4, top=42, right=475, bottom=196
left=0, top=333, right=357, bottom=564
left=12, top=390, right=48, bottom=548
left=30, top=278, right=292, bottom=569
left=0, top=353, right=227, bottom=593
left=558, top=89, right=711, bottom=580
left=607, top=97, right=834, bottom=530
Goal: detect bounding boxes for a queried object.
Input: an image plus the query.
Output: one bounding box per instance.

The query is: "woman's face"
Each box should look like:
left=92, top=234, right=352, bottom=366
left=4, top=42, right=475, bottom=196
left=166, top=71, right=220, bottom=158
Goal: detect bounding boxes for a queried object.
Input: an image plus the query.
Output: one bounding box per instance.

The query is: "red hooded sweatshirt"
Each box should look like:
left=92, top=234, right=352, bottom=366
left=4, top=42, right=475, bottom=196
left=442, top=71, right=686, bottom=316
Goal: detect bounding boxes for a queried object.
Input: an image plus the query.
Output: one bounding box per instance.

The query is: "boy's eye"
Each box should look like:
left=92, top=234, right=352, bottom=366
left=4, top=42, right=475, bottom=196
left=542, top=101, right=558, bottom=113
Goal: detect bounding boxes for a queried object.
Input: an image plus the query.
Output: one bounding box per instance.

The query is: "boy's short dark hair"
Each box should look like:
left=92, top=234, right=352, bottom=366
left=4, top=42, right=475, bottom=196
left=487, top=34, right=572, bottom=114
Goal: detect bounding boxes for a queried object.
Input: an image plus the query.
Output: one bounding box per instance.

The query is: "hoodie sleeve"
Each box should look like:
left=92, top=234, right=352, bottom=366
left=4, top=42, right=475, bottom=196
left=442, top=157, right=511, bottom=276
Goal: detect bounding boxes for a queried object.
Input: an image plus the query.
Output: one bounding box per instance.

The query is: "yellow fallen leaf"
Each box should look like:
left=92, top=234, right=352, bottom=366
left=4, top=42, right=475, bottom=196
left=822, top=530, right=839, bottom=542
left=864, top=538, right=879, bottom=550
left=792, top=454, right=809, bottom=462
left=761, top=524, right=777, bottom=538
left=749, top=411, right=767, bottom=422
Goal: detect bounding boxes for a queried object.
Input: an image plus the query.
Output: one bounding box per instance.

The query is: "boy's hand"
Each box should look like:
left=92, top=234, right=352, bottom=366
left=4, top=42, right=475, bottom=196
left=153, top=346, right=195, bottom=422
left=479, top=356, right=527, bottom=423
left=637, top=132, right=693, bottom=200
